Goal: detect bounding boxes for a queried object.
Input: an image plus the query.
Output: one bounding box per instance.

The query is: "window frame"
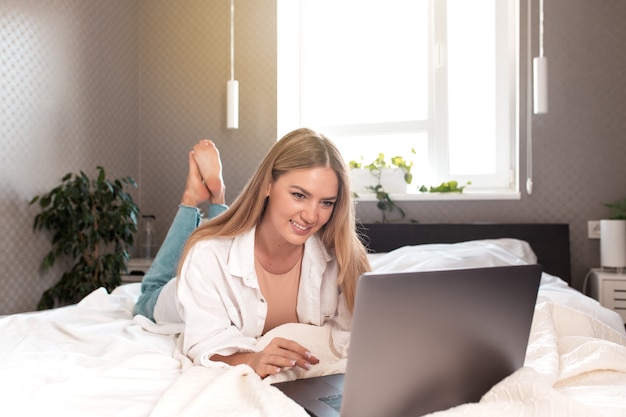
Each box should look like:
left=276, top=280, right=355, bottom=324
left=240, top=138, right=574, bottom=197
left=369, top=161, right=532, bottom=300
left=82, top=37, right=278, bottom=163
left=277, top=0, right=521, bottom=200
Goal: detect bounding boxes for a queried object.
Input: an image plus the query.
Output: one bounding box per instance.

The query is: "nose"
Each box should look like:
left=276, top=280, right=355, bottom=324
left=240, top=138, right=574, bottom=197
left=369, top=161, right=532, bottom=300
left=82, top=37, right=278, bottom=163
left=301, top=202, right=318, bottom=224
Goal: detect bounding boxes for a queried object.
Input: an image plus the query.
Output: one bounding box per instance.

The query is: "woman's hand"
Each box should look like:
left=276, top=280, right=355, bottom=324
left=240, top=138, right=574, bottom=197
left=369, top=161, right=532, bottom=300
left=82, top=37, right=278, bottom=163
left=249, top=337, right=320, bottom=378
left=211, top=337, right=320, bottom=378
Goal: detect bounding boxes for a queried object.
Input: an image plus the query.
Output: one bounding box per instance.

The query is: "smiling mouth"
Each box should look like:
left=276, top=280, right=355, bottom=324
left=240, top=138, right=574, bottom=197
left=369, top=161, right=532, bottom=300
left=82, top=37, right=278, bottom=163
left=290, top=220, right=312, bottom=232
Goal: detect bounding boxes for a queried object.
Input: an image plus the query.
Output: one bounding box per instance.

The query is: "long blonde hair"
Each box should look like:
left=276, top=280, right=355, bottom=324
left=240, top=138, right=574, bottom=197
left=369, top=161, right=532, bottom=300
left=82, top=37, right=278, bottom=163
left=178, top=128, right=370, bottom=312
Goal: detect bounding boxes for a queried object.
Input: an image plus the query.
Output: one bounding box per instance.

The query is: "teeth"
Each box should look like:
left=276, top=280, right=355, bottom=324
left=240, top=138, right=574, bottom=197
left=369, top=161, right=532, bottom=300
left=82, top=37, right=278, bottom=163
left=291, top=220, right=308, bottom=231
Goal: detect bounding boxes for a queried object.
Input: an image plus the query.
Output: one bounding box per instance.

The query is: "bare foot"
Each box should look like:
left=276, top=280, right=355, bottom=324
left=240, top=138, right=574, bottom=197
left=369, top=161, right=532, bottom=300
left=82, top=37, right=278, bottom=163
left=181, top=151, right=211, bottom=207
left=192, top=139, right=225, bottom=205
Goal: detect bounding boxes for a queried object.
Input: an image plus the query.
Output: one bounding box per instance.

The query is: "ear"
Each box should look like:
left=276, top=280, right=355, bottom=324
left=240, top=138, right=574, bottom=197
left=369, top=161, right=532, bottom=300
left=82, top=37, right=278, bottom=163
left=265, top=181, right=272, bottom=197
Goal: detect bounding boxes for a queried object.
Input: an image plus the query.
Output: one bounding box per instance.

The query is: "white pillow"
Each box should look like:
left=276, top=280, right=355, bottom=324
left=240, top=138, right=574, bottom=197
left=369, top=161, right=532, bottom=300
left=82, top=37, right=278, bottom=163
left=367, top=238, right=538, bottom=273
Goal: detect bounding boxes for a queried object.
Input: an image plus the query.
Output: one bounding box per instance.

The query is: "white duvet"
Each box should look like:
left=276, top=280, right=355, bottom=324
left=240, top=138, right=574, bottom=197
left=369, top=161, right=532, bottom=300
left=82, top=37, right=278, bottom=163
left=1, top=239, right=625, bottom=417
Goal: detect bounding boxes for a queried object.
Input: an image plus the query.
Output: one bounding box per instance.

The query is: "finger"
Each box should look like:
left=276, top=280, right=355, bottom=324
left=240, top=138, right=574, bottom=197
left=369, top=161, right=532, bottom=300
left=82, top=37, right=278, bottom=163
left=257, top=364, right=282, bottom=379
left=304, top=350, right=320, bottom=364
left=252, top=347, right=298, bottom=370
left=293, top=353, right=315, bottom=371
left=248, top=351, right=284, bottom=378
left=261, top=341, right=306, bottom=370
left=270, top=339, right=319, bottom=370
left=272, top=338, right=314, bottom=359
left=278, top=349, right=317, bottom=370
left=263, top=352, right=297, bottom=369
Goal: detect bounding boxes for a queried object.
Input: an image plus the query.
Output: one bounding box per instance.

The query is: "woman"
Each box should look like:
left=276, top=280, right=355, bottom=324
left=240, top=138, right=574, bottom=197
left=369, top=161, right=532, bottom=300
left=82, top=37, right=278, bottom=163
left=139, top=128, right=371, bottom=378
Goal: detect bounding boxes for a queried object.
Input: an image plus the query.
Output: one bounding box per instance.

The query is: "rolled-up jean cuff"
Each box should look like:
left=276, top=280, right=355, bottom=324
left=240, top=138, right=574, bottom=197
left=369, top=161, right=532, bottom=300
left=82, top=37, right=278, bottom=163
left=207, top=204, right=228, bottom=219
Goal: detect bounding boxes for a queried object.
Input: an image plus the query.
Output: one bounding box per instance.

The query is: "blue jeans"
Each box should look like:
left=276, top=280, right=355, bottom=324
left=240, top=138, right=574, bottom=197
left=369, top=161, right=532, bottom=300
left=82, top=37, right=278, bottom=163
left=133, top=204, right=228, bottom=321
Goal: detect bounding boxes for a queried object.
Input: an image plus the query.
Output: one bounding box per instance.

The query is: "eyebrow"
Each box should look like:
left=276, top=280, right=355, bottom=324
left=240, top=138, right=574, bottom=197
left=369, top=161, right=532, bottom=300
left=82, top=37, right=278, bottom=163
left=290, top=185, right=337, bottom=201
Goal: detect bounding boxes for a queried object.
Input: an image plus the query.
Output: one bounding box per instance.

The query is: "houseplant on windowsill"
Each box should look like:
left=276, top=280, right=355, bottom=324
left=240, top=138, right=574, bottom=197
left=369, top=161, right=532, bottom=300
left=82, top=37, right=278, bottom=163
left=419, top=180, right=472, bottom=193
left=349, top=151, right=473, bottom=223
left=350, top=152, right=414, bottom=195
left=29, top=167, right=139, bottom=310
left=349, top=151, right=415, bottom=223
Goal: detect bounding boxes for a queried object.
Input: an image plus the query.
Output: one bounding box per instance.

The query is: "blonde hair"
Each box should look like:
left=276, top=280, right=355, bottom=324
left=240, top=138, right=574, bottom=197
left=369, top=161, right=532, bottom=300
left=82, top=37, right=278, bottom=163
left=178, top=128, right=370, bottom=312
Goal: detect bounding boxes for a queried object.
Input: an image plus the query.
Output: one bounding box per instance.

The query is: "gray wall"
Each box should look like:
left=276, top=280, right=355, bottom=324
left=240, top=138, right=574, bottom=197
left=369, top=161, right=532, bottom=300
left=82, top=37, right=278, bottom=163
left=1, top=0, right=625, bottom=314
left=1, top=0, right=140, bottom=313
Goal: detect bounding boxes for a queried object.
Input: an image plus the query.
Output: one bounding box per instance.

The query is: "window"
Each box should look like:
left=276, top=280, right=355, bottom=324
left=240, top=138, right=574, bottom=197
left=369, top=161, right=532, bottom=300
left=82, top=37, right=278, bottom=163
left=277, top=0, right=520, bottom=196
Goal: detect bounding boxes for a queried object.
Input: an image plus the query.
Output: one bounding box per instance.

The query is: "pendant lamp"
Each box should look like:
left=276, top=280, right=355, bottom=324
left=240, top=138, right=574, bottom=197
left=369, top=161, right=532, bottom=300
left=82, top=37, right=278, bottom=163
left=227, top=0, right=239, bottom=129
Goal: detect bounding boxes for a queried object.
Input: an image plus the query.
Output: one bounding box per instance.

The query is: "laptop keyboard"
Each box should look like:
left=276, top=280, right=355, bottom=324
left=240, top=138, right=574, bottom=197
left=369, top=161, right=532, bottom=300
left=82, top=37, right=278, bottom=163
left=318, top=394, right=343, bottom=412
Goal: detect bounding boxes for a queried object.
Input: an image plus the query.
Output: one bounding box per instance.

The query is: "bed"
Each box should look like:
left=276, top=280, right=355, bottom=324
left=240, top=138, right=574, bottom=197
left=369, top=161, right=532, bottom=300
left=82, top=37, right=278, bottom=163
left=2, top=223, right=626, bottom=417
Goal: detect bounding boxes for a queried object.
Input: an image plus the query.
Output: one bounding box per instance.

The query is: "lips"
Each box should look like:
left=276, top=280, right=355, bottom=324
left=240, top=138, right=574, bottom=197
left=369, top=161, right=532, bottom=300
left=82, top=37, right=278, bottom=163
left=290, top=219, right=312, bottom=234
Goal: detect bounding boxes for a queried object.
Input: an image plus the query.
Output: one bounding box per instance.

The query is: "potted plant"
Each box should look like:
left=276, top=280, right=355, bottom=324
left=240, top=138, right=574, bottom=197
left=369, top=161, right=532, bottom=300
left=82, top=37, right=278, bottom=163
left=349, top=151, right=415, bottom=223
left=419, top=180, right=472, bottom=193
left=348, top=150, right=472, bottom=223
left=349, top=151, right=414, bottom=195
left=29, top=166, right=139, bottom=310
left=605, top=197, right=626, bottom=219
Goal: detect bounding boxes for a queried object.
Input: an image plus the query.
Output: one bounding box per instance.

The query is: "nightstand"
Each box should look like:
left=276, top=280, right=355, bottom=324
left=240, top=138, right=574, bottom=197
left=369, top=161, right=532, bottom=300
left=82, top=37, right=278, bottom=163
left=588, top=269, right=626, bottom=323
left=121, top=258, right=153, bottom=284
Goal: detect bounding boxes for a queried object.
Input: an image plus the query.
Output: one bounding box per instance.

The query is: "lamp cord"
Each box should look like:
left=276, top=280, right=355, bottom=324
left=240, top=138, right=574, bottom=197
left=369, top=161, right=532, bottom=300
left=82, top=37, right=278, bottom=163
left=526, top=0, right=533, bottom=195
left=539, top=0, right=544, bottom=57
left=230, top=0, right=235, bottom=81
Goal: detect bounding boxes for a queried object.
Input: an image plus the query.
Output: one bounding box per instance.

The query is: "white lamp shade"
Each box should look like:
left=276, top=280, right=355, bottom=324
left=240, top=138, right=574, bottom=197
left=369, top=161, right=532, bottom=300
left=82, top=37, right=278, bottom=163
left=600, top=219, right=626, bottom=268
left=227, top=79, right=239, bottom=129
left=533, top=56, right=548, bottom=114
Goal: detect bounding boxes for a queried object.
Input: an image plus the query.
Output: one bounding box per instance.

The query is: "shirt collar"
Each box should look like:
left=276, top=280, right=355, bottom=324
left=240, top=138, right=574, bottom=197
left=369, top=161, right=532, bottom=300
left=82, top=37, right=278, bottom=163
left=227, top=227, right=335, bottom=287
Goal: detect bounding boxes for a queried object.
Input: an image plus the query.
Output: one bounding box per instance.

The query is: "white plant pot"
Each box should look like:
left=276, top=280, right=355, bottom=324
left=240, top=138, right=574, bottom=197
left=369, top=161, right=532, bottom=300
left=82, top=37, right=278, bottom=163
left=350, top=168, right=407, bottom=195
left=600, top=219, right=626, bottom=268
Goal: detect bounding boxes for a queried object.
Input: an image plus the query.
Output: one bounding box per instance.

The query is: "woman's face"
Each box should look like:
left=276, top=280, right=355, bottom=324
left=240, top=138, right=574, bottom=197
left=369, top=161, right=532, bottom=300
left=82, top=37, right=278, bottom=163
left=262, top=166, right=338, bottom=247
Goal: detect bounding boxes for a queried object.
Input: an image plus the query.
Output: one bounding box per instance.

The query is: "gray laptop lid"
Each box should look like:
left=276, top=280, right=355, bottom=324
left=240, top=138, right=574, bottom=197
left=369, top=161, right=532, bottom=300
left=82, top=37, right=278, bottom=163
left=275, top=264, right=542, bottom=417
left=340, top=264, right=541, bottom=417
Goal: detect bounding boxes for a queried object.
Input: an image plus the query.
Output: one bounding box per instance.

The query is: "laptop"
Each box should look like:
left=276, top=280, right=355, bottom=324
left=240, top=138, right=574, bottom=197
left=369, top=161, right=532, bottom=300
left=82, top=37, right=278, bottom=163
left=273, top=264, right=542, bottom=417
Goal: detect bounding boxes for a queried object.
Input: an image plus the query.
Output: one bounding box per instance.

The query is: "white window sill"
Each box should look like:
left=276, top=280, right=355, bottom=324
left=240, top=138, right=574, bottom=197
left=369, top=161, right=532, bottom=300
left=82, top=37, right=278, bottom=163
left=353, top=190, right=521, bottom=202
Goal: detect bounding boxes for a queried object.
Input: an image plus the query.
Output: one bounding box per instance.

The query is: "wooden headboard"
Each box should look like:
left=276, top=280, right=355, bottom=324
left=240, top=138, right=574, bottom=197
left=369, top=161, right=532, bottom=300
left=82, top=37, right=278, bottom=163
left=357, top=223, right=571, bottom=285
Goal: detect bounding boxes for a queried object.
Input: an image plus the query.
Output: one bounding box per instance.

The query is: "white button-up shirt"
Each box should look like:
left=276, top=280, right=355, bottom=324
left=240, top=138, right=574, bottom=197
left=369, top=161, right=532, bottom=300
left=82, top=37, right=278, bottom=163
left=177, top=226, right=351, bottom=367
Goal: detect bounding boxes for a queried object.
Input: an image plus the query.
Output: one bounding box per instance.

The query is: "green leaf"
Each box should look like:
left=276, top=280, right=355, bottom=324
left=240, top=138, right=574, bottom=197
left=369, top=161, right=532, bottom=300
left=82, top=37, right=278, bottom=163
left=604, top=198, right=626, bottom=220
left=30, top=167, right=139, bottom=309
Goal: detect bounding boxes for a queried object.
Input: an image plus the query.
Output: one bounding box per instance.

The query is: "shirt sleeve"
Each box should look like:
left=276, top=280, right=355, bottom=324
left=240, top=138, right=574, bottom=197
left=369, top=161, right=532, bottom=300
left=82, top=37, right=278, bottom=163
left=330, top=287, right=353, bottom=358
left=176, top=241, right=259, bottom=367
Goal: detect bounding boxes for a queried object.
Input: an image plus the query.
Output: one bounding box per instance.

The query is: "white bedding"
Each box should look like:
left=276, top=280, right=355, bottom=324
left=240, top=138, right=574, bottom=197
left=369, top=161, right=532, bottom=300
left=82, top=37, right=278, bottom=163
left=1, top=239, right=625, bottom=417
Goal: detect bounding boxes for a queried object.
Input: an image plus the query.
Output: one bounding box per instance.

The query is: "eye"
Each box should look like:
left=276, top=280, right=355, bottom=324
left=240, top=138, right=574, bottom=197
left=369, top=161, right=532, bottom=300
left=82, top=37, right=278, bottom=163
left=292, top=192, right=306, bottom=200
left=321, top=200, right=336, bottom=208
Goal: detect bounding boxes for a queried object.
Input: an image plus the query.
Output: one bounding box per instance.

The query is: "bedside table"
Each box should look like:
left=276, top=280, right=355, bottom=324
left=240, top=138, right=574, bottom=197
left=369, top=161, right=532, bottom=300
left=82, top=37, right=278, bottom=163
left=121, top=258, right=153, bottom=284
left=588, top=269, right=626, bottom=323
